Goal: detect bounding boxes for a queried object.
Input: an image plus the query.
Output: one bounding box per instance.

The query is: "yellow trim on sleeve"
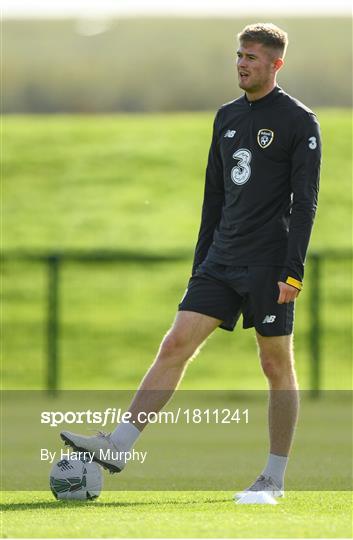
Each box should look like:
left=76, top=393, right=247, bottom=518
left=286, top=276, right=303, bottom=290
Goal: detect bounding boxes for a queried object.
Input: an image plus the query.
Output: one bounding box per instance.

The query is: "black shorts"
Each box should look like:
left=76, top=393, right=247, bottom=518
left=178, top=261, right=294, bottom=336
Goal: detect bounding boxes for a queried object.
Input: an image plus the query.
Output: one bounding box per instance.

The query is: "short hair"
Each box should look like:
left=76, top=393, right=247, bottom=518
left=238, top=23, right=288, bottom=58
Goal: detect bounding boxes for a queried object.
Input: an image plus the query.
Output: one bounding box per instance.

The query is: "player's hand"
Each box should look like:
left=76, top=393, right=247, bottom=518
left=277, top=281, right=300, bottom=304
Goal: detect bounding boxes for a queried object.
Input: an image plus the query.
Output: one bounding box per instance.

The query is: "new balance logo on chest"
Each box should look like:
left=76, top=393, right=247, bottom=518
left=224, top=130, right=236, bottom=138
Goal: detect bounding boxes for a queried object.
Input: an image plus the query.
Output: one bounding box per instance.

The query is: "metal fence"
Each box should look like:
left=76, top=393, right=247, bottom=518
left=2, top=249, right=352, bottom=397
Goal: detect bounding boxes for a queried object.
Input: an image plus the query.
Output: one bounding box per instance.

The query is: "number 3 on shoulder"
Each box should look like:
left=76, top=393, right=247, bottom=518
left=308, top=136, right=317, bottom=149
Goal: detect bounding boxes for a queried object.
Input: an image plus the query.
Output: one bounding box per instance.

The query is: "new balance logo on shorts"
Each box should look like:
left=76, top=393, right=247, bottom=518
left=262, top=315, right=276, bottom=324
left=224, top=129, right=236, bottom=138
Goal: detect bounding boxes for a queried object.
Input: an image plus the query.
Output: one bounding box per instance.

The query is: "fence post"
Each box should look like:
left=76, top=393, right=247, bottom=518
left=309, top=253, right=322, bottom=397
left=46, top=255, right=60, bottom=394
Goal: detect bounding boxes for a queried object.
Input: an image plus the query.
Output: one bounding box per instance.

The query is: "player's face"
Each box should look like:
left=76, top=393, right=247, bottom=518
left=236, top=42, right=277, bottom=96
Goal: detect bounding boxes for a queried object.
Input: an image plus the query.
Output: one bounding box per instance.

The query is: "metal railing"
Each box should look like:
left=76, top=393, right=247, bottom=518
left=2, top=249, right=352, bottom=396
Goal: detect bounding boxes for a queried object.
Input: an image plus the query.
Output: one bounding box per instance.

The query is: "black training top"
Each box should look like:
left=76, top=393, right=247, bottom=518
left=192, top=85, right=322, bottom=285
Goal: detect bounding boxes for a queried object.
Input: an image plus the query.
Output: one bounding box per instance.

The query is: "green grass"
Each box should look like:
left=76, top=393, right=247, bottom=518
left=2, top=393, right=351, bottom=539
left=3, top=393, right=350, bottom=492
left=1, top=491, right=352, bottom=538
left=2, top=111, right=352, bottom=390
left=3, top=111, right=352, bottom=252
left=2, top=112, right=352, bottom=538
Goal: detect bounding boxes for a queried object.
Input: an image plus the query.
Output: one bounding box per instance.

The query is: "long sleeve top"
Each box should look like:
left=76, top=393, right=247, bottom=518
left=192, top=85, right=322, bottom=287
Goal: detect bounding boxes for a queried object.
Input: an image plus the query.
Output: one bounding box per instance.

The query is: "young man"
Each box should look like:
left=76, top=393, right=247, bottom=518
left=61, top=23, right=321, bottom=498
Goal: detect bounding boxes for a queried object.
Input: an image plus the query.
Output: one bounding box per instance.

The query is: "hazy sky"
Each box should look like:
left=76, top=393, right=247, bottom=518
left=2, top=0, right=352, bottom=17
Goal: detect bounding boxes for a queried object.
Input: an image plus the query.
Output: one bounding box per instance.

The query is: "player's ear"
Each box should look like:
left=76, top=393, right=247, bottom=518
left=273, top=57, right=284, bottom=72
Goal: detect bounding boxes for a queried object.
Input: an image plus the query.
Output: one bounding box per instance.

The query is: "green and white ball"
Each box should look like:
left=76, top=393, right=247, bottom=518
left=50, top=458, right=103, bottom=500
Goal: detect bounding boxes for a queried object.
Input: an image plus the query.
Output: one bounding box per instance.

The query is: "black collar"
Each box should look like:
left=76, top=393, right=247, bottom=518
left=243, top=85, right=282, bottom=108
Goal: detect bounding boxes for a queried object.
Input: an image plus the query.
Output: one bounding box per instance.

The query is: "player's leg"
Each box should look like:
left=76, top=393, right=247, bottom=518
left=235, top=333, right=298, bottom=499
left=127, top=310, right=221, bottom=431
left=256, top=332, right=299, bottom=457
left=256, top=333, right=299, bottom=494
left=118, top=267, right=241, bottom=459
left=235, top=267, right=298, bottom=498
left=61, top=267, right=241, bottom=473
left=61, top=310, right=221, bottom=472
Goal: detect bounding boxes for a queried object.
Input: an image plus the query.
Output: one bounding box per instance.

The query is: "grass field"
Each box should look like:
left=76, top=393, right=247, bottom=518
left=3, top=110, right=352, bottom=390
left=3, top=111, right=352, bottom=253
left=2, top=111, right=352, bottom=538
left=2, top=491, right=352, bottom=538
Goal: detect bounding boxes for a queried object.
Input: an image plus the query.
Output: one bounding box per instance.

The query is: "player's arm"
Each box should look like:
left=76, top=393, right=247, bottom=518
left=191, top=112, right=224, bottom=274
left=278, top=112, right=322, bottom=301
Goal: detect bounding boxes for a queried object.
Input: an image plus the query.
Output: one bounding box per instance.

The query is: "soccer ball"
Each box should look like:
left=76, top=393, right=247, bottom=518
left=50, top=458, right=103, bottom=500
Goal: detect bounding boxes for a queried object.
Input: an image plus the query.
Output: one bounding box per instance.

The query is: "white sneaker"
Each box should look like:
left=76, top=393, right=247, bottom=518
left=60, top=431, right=125, bottom=474
left=234, top=474, right=284, bottom=500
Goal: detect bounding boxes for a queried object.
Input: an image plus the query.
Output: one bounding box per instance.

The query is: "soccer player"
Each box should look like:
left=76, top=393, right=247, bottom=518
left=61, top=23, right=321, bottom=498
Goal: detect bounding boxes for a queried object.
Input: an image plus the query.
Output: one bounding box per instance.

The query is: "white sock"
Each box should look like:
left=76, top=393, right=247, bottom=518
left=110, top=421, right=141, bottom=451
left=262, top=453, right=288, bottom=489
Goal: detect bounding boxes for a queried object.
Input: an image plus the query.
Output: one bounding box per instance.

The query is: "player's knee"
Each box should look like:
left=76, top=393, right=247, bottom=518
left=157, top=331, right=194, bottom=366
left=260, top=357, right=281, bottom=380
left=260, top=352, right=293, bottom=381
